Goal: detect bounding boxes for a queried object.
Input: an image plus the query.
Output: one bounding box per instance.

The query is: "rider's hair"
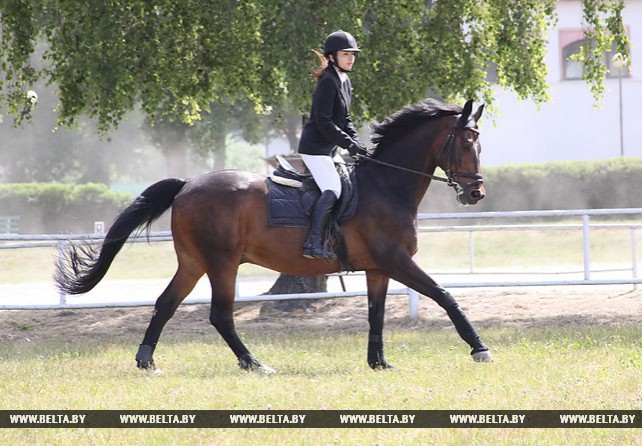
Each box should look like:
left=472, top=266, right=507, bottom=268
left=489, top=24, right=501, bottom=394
left=310, top=49, right=330, bottom=81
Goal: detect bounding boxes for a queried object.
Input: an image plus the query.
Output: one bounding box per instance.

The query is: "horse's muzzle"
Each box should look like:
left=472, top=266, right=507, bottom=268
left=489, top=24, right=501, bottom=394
left=455, top=181, right=485, bottom=205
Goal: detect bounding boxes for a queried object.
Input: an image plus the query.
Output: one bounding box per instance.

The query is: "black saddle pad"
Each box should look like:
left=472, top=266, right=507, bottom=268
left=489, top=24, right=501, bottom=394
left=267, top=169, right=358, bottom=228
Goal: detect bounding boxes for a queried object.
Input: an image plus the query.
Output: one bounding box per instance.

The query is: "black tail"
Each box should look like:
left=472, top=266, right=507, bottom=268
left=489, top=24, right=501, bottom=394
left=55, top=178, right=187, bottom=295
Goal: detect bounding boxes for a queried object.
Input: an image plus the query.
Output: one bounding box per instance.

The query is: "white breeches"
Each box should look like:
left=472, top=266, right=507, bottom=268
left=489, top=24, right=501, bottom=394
left=300, top=153, right=345, bottom=199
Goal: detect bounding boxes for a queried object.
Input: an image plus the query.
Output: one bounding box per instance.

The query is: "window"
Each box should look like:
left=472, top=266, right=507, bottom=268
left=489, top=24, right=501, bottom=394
left=562, top=39, right=629, bottom=80
left=485, top=61, right=498, bottom=84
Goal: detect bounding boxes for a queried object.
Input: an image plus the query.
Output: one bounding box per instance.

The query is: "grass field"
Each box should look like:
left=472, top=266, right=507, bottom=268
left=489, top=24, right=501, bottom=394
left=1, top=313, right=641, bottom=445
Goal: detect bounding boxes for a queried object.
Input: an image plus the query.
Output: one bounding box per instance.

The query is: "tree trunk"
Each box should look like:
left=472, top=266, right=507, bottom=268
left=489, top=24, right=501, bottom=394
left=260, top=274, right=327, bottom=313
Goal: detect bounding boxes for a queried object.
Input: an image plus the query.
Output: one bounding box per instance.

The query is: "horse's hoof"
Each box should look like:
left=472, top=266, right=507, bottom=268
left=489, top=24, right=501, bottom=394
left=243, top=363, right=276, bottom=374
left=369, top=361, right=395, bottom=371
left=472, top=350, right=494, bottom=363
left=135, top=345, right=156, bottom=370
left=136, top=359, right=156, bottom=370
left=238, top=353, right=275, bottom=373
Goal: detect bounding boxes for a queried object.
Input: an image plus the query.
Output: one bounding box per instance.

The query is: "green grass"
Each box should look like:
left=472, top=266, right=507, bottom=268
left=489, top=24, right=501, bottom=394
left=1, top=323, right=640, bottom=445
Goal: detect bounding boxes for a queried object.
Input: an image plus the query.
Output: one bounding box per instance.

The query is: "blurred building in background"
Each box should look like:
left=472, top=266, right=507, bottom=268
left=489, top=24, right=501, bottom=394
left=480, top=0, right=642, bottom=166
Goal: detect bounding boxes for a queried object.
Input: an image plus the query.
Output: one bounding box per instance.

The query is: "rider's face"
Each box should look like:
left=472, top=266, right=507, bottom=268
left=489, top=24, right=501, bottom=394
left=332, top=51, right=356, bottom=71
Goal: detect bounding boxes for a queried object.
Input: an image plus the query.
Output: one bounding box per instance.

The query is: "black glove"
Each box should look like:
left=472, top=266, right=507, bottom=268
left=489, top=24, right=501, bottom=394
left=348, top=141, right=368, bottom=158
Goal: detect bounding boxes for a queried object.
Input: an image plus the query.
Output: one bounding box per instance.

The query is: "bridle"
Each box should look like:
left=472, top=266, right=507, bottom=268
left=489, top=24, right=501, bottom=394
left=361, top=115, right=484, bottom=194
left=438, top=118, right=484, bottom=196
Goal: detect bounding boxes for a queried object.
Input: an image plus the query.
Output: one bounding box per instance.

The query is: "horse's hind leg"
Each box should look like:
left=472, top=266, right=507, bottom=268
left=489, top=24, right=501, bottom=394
left=206, top=266, right=274, bottom=373
left=136, top=264, right=202, bottom=370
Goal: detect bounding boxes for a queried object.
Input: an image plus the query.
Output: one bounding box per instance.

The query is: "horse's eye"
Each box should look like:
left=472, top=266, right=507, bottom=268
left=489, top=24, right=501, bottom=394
left=463, top=130, right=478, bottom=148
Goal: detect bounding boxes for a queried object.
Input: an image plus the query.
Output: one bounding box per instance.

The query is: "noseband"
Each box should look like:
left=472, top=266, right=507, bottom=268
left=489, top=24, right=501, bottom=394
left=362, top=116, right=484, bottom=192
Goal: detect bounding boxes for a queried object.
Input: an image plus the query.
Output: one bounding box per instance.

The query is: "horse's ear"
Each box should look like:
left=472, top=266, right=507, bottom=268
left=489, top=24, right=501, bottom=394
left=461, top=99, right=473, bottom=121
left=473, top=104, right=485, bottom=123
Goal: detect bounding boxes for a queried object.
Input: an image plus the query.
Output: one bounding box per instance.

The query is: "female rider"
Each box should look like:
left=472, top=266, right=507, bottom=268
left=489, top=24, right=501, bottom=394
left=297, top=30, right=367, bottom=260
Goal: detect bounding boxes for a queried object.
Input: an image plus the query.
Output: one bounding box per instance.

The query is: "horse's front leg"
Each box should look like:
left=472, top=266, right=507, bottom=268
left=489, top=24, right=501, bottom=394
left=366, top=271, right=394, bottom=370
left=387, top=255, right=493, bottom=363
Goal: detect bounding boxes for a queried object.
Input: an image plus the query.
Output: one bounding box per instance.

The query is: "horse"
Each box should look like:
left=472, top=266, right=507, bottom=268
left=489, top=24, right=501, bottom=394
left=55, top=98, right=493, bottom=373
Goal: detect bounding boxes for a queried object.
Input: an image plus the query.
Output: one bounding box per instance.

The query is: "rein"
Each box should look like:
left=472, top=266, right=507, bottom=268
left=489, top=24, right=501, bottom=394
left=360, top=157, right=449, bottom=183
left=361, top=116, right=483, bottom=189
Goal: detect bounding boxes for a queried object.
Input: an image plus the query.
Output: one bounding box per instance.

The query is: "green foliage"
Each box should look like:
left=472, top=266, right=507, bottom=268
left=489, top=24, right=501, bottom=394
left=0, top=0, right=40, bottom=123
left=577, top=0, right=630, bottom=101
left=355, top=0, right=554, bottom=120
left=0, top=1, right=630, bottom=130
left=0, top=182, right=132, bottom=233
left=187, top=98, right=266, bottom=170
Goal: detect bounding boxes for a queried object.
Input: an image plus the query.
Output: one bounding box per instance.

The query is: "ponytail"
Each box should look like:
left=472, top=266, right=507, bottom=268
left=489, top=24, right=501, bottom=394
left=310, top=49, right=330, bottom=81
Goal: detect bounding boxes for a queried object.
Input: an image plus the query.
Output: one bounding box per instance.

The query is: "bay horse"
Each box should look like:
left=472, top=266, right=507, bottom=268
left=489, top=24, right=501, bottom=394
left=55, top=98, right=493, bottom=372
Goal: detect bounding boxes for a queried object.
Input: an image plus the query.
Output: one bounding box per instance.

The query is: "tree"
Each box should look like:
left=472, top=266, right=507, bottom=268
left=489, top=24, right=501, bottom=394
left=141, top=95, right=268, bottom=177
left=0, top=1, right=629, bottom=130
left=189, top=98, right=265, bottom=171
left=0, top=1, right=268, bottom=129
left=143, top=114, right=191, bottom=178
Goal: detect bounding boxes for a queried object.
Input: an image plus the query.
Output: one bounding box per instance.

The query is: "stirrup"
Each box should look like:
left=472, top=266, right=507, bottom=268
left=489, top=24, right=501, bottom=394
left=303, top=246, right=337, bottom=261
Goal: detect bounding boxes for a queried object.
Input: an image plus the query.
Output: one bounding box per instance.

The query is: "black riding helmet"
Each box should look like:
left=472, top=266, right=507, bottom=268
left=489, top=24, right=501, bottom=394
left=323, top=30, right=360, bottom=72
left=323, top=30, right=361, bottom=55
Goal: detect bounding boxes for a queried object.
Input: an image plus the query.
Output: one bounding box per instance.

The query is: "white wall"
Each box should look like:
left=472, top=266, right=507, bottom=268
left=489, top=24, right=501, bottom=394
left=480, top=0, right=642, bottom=166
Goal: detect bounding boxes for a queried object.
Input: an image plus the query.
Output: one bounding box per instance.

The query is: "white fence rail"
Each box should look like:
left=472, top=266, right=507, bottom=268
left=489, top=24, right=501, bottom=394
left=1, top=208, right=640, bottom=318
left=417, top=208, right=641, bottom=287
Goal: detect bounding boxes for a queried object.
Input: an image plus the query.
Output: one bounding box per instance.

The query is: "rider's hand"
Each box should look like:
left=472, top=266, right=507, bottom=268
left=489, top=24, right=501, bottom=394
left=348, top=141, right=368, bottom=159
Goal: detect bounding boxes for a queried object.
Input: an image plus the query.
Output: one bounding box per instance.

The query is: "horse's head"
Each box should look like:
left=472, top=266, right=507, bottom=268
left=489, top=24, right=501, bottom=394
left=439, top=99, right=485, bottom=205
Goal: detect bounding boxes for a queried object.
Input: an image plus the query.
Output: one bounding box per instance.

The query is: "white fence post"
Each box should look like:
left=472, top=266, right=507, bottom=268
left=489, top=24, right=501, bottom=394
left=57, top=240, right=67, bottom=306
left=632, top=227, right=638, bottom=290
left=468, top=231, right=475, bottom=273
left=582, top=214, right=591, bottom=281
left=408, top=287, right=419, bottom=320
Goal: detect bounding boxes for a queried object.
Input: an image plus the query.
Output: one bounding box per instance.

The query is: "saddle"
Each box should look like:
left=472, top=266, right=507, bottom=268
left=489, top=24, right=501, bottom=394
left=267, top=155, right=357, bottom=271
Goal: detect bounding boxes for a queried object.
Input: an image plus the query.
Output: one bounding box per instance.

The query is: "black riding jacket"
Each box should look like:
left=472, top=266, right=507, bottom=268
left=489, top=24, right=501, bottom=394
left=297, top=67, right=360, bottom=156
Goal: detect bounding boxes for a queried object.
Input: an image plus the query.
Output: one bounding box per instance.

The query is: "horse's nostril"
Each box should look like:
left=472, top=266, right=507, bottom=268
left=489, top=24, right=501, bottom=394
left=470, top=189, right=482, bottom=199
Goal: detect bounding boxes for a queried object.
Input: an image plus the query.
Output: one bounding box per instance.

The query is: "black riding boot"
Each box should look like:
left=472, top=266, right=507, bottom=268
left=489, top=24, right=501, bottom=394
left=303, top=190, right=338, bottom=260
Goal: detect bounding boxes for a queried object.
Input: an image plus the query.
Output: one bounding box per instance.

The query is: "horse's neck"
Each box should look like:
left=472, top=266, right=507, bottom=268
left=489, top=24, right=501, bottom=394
left=362, top=126, right=442, bottom=211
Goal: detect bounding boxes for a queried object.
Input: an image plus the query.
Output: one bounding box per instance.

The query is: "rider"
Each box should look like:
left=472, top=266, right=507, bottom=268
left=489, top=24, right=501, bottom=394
left=298, top=30, right=368, bottom=260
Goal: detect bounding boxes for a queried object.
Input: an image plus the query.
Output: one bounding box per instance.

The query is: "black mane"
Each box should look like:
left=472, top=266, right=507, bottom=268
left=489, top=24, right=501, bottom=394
left=370, top=98, right=462, bottom=155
